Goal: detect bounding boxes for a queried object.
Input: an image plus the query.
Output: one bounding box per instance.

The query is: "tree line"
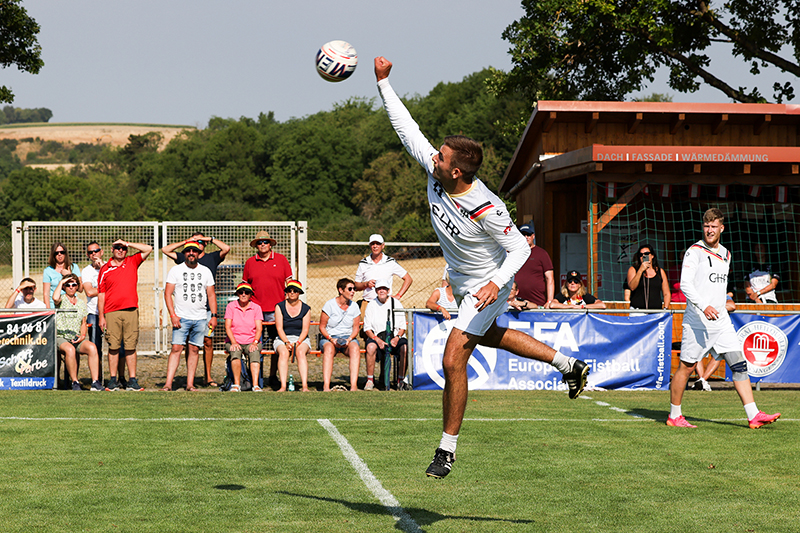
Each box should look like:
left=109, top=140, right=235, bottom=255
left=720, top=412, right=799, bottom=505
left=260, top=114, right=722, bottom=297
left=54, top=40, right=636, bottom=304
left=0, top=69, right=527, bottom=243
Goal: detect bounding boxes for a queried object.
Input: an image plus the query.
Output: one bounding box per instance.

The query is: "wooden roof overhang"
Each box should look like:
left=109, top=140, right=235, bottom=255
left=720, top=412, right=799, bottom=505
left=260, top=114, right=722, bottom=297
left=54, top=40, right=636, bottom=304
left=500, top=100, right=800, bottom=193
left=542, top=144, right=800, bottom=186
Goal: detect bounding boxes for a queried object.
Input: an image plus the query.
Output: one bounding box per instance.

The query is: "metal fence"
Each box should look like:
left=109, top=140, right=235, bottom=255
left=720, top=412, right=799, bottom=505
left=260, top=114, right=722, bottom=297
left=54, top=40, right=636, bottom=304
left=10, top=221, right=304, bottom=354
left=7, top=221, right=450, bottom=354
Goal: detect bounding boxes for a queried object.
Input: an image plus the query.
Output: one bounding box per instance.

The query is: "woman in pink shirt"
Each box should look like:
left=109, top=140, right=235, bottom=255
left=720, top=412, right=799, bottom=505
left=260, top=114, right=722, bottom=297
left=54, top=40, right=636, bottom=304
left=223, top=282, right=263, bottom=392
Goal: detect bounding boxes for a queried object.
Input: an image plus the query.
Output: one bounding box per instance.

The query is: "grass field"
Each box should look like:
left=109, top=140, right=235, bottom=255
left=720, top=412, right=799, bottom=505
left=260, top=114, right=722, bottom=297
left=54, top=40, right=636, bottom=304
left=0, top=389, right=796, bottom=532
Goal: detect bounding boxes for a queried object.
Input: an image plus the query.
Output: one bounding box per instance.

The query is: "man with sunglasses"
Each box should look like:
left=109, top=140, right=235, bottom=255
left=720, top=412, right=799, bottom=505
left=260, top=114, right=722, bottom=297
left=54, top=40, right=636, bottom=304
left=242, top=230, right=292, bottom=388
left=163, top=242, right=217, bottom=392
left=162, top=232, right=231, bottom=387
left=98, top=239, right=153, bottom=391
left=6, top=278, right=45, bottom=309
left=375, top=56, right=590, bottom=478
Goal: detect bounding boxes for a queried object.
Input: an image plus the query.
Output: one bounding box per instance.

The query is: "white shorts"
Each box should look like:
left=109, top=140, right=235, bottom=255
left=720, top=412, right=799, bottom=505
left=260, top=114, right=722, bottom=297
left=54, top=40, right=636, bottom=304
left=273, top=335, right=311, bottom=349
left=680, top=322, right=740, bottom=364
left=449, top=271, right=512, bottom=336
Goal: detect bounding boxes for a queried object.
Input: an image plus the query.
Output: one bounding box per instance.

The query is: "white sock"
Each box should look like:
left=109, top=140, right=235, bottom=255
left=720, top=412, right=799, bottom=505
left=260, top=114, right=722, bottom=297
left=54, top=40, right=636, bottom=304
left=438, top=432, right=458, bottom=454
left=367, top=375, right=373, bottom=381
left=744, top=402, right=759, bottom=420
left=670, top=404, right=682, bottom=419
left=551, top=352, right=572, bottom=374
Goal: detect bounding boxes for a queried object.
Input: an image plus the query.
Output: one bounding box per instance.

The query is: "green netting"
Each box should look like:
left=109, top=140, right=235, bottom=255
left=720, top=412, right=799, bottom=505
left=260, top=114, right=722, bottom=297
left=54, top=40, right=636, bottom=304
left=591, top=181, right=798, bottom=303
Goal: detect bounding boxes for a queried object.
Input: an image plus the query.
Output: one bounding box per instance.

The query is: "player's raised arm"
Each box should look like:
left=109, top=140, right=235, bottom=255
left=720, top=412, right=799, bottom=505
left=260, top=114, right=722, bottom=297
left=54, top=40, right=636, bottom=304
left=374, top=56, right=392, bottom=81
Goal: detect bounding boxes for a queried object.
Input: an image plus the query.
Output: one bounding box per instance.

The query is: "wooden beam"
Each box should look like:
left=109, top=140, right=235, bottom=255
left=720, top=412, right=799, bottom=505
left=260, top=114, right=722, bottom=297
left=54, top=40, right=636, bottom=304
left=742, top=164, right=751, bottom=175
left=596, top=183, right=645, bottom=233
left=544, top=162, right=603, bottom=182
left=644, top=163, right=652, bottom=173
left=713, top=114, right=728, bottom=135
left=543, top=111, right=557, bottom=133
left=693, top=164, right=701, bottom=174
left=754, top=114, right=771, bottom=135
left=628, top=113, right=642, bottom=134
left=585, top=112, right=599, bottom=134
left=670, top=113, right=685, bottom=135
left=793, top=164, right=799, bottom=174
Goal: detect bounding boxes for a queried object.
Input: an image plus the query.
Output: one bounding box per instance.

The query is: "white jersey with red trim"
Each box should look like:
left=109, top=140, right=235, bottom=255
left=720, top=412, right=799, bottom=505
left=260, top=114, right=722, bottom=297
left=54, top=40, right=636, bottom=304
left=378, top=79, right=529, bottom=290
left=680, top=239, right=732, bottom=331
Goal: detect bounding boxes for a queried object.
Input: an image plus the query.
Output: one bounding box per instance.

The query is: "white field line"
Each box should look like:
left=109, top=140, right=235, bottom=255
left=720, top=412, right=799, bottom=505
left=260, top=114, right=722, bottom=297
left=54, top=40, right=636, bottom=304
left=318, top=418, right=422, bottom=533
left=0, top=415, right=794, bottom=423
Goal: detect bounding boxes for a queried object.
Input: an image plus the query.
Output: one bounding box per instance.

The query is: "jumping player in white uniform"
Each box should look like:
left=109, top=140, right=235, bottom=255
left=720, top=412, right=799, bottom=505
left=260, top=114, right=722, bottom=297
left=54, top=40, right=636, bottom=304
left=668, top=208, right=780, bottom=429
left=375, top=56, right=590, bottom=478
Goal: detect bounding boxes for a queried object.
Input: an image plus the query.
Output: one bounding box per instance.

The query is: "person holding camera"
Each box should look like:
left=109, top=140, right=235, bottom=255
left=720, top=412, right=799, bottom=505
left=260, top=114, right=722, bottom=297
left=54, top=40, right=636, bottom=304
left=626, top=244, right=671, bottom=310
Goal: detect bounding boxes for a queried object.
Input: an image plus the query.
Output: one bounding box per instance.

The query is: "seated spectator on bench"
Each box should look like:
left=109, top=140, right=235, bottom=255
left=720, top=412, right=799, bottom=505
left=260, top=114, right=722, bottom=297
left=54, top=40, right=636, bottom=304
left=274, top=280, right=311, bottom=392
left=363, top=280, right=409, bottom=391
left=223, top=282, right=263, bottom=392
left=319, top=278, right=361, bottom=392
left=53, top=274, right=101, bottom=391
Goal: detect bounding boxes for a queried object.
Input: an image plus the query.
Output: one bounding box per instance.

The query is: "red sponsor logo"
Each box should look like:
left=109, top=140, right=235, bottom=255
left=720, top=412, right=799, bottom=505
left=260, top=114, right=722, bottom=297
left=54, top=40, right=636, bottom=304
left=742, top=332, right=779, bottom=367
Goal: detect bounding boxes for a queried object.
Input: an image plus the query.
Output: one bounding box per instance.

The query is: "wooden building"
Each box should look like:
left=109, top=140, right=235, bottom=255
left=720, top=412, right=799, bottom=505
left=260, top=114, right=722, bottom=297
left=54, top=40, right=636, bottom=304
left=499, top=101, right=800, bottom=303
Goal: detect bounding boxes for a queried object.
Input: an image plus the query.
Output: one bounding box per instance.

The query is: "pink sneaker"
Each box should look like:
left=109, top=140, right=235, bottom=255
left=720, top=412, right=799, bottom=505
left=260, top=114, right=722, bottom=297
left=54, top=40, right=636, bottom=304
left=666, top=415, right=697, bottom=428
left=748, top=411, right=781, bottom=429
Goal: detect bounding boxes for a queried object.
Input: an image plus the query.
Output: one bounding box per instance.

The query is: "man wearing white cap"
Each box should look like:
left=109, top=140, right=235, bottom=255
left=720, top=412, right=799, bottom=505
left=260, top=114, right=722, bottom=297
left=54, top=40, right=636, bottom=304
left=362, top=279, right=408, bottom=391
left=354, top=234, right=413, bottom=307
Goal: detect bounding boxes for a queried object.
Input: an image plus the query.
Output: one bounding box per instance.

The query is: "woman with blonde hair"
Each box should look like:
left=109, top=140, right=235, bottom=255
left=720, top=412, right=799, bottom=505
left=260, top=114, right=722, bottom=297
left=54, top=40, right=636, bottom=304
left=550, top=270, right=606, bottom=309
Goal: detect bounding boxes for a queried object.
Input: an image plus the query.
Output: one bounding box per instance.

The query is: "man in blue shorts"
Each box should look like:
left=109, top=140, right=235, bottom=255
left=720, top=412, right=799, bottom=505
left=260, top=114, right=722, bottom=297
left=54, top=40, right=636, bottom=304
left=375, top=56, right=590, bottom=478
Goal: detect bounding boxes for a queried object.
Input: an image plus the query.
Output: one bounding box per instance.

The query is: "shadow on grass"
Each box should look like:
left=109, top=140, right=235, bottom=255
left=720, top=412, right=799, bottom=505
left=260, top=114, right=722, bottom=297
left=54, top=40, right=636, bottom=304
left=214, top=484, right=246, bottom=491
left=628, top=408, right=745, bottom=428
left=277, top=491, right=534, bottom=532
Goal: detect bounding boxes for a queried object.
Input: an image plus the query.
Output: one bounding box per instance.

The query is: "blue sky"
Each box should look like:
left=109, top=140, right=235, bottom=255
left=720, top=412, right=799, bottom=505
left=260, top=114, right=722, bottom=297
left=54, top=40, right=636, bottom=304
left=3, top=1, right=791, bottom=127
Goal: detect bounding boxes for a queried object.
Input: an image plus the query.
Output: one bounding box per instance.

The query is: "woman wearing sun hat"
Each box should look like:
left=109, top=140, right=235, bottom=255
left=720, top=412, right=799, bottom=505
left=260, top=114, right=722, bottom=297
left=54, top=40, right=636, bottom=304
left=274, top=280, right=312, bottom=392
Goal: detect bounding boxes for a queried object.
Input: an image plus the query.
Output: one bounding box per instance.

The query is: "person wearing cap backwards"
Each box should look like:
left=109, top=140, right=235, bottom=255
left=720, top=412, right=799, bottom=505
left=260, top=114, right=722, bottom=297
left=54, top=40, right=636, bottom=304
left=223, top=282, right=263, bottom=392
left=274, top=280, right=312, bottom=392
left=162, top=242, right=217, bottom=391
left=363, top=279, right=409, bottom=390
left=242, top=230, right=293, bottom=388
left=509, top=220, right=555, bottom=310
left=162, top=232, right=231, bottom=387
left=375, top=55, right=590, bottom=479
left=98, top=239, right=153, bottom=391
left=549, top=271, right=606, bottom=309
left=354, top=233, right=412, bottom=313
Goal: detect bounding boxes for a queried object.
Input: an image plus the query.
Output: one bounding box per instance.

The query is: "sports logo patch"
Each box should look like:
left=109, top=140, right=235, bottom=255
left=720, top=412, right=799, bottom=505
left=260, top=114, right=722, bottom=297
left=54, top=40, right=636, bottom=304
left=420, top=319, right=497, bottom=390
left=736, top=321, right=788, bottom=377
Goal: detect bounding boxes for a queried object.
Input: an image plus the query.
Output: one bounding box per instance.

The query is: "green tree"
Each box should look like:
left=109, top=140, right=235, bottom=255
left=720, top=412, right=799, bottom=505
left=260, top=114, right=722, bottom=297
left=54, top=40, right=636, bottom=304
left=490, top=0, right=799, bottom=105
left=0, top=1, right=44, bottom=104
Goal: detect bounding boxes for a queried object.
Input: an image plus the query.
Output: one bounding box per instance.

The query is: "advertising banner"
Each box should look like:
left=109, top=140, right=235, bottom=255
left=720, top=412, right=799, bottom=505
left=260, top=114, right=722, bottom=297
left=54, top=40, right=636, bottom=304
left=412, top=311, right=671, bottom=391
left=0, top=311, right=56, bottom=390
left=730, top=313, right=800, bottom=383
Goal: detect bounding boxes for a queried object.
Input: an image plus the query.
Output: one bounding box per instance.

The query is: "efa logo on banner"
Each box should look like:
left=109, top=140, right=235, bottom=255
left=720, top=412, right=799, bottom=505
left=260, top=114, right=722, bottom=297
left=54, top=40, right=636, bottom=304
left=420, top=320, right=497, bottom=390
left=736, top=321, right=788, bottom=377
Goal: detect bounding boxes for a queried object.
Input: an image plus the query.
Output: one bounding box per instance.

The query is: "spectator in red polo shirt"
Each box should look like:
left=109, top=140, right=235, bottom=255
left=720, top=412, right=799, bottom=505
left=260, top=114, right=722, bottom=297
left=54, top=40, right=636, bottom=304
left=242, top=230, right=292, bottom=388
left=98, top=239, right=153, bottom=391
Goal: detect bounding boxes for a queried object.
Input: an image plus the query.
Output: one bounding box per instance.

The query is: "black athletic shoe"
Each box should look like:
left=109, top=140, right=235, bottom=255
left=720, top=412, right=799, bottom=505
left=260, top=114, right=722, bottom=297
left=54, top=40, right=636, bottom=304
left=126, top=377, right=144, bottom=391
left=105, top=377, right=119, bottom=392
left=563, top=359, right=589, bottom=399
left=425, top=448, right=455, bottom=479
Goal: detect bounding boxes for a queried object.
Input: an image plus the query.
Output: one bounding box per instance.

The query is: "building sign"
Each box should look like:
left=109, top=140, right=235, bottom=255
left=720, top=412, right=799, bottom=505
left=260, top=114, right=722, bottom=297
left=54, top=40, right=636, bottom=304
left=592, top=145, right=800, bottom=164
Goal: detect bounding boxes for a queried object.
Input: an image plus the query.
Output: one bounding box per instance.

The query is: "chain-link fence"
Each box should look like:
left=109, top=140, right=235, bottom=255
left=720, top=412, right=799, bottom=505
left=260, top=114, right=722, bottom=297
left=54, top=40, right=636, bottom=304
left=6, top=222, right=449, bottom=354
left=9, top=221, right=303, bottom=354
